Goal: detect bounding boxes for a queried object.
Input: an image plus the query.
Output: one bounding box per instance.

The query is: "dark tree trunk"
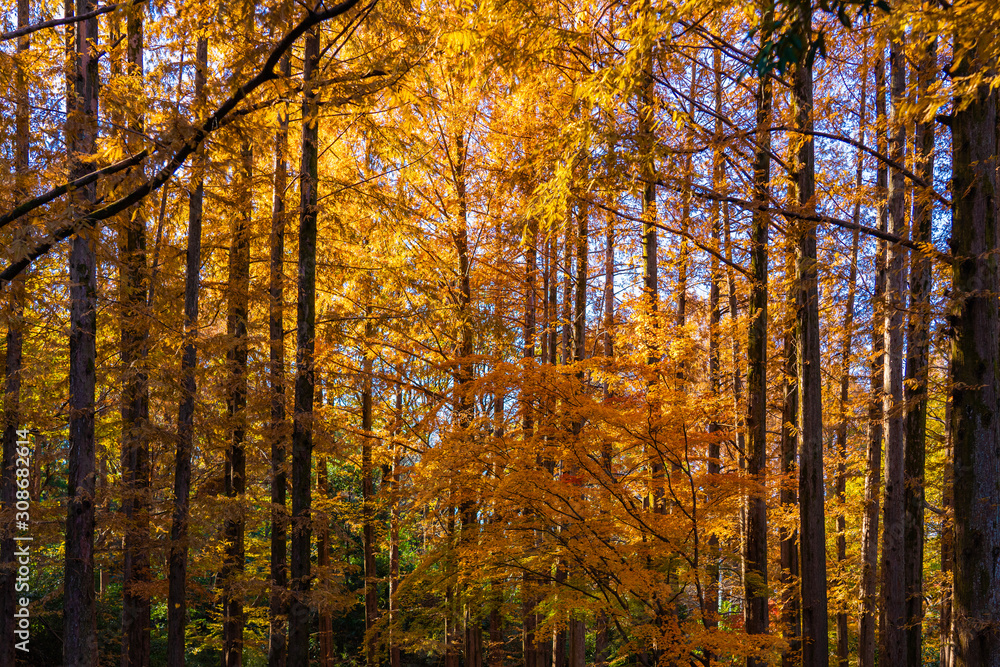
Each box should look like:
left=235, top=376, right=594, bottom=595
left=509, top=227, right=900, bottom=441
left=949, top=40, right=1000, bottom=667
left=779, top=247, right=800, bottom=667
left=879, top=35, right=908, bottom=667
left=288, top=25, right=320, bottom=667
left=389, top=385, right=403, bottom=667
left=859, top=45, right=888, bottom=667
left=835, top=55, right=868, bottom=667
left=362, top=315, right=377, bottom=666
left=745, top=31, right=771, bottom=667
left=268, top=52, right=291, bottom=667
left=1, top=0, right=30, bottom=660
left=119, top=4, right=151, bottom=664
left=168, top=35, right=207, bottom=667
left=903, top=36, right=936, bottom=667
left=222, top=140, right=252, bottom=667
left=791, top=5, right=829, bottom=665
left=64, top=0, right=100, bottom=661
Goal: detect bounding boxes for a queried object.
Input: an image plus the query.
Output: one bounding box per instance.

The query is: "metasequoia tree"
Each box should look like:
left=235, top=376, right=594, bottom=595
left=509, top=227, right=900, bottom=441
left=1, top=0, right=1000, bottom=664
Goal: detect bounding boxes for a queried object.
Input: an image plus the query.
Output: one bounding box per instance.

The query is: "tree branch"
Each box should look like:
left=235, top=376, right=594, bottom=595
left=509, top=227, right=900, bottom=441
left=0, top=0, right=368, bottom=285
left=0, top=2, right=120, bottom=42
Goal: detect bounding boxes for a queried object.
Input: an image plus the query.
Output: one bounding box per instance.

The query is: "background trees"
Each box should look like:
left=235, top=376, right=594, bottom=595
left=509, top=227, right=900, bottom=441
left=0, top=0, right=995, bottom=664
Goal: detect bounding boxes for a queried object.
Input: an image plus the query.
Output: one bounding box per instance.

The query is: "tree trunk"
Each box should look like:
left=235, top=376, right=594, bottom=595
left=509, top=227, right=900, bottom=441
left=119, top=4, right=151, bottom=663
left=791, top=5, right=829, bottom=665
left=317, top=457, right=333, bottom=667
left=949, top=41, right=1000, bottom=667
left=222, top=140, right=252, bottom=667
left=362, top=314, right=378, bottom=666
left=779, top=246, right=800, bottom=667
left=268, top=52, right=291, bottom=667
left=745, top=31, right=771, bottom=667
left=389, top=385, right=403, bottom=667
left=288, top=24, right=320, bottom=666
left=879, top=35, right=908, bottom=667
left=168, top=35, right=207, bottom=667
left=1, top=0, right=29, bottom=661
left=835, top=54, right=868, bottom=667
left=940, top=366, right=954, bottom=667
left=858, top=45, right=888, bottom=667
left=64, top=0, right=100, bottom=661
left=903, top=36, right=935, bottom=667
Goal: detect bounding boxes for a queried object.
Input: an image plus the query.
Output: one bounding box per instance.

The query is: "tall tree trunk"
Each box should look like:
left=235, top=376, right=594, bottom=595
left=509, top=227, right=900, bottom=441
left=222, top=139, right=252, bottom=667
left=745, top=30, right=771, bottom=667
left=778, top=241, right=801, bottom=667
left=879, top=35, right=908, bottom=667
left=317, top=456, right=333, bottom=667
left=859, top=45, right=888, bottom=667
left=120, top=4, right=151, bottom=663
left=904, top=36, right=935, bottom=667
left=65, top=0, right=100, bottom=661
left=704, top=45, right=724, bottom=644
left=389, top=385, right=403, bottom=667
left=268, top=52, right=291, bottom=667
left=362, top=313, right=377, bottom=667
left=1, top=0, right=30, bottom=660
left=288, top=24, right=320, bottom=666
left=949, top=39, right=1000, bottom=667
left=835, top=54, right=868, bottom=667
left=791, top=5, right=829, bottom=664
left=168, top=35, right=208, bottom=667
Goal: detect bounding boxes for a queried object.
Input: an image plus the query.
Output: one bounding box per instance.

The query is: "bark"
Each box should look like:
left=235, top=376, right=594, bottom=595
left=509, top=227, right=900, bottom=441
left=745, top=36, right=771, bottom=667
left=268, top=52, right=291, bottom=667
left=288, top=25, right=320, bottom=666
left=858, top=46, right=888, bottom=667
left=222, top=140, right=252, bottom=667
left=317, top=457, right=333, bottom=667
left=704, top=45, right=724, bottom=645
left=389, top=385, right=403, bottom=667
left=949, top=42, right=1000, bottom=667
left=903, top=37, right=935, bottom=667
left=835, top=55, right=868, bottom=667
left=879, top=35, right=908, bottom=667
left=119, top=4, right=151, bottom=663
left=64, top=0, right=100, bottom=661
left=791, top=5, right=829, bottom=664
left=1, top=0, right=29, bottom=661
left=362, top=315, right=377, bottom=666
left=779, top=246, right=800, bottom=667
left=168, top=35, right=207, bottom=667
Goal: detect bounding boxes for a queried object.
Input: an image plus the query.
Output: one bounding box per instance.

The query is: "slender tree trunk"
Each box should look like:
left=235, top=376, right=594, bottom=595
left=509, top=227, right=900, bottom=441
left=745, top=32, right=771, bottom=667
left=362, top=314, right=378, bottom=667
left=168, top=35, right=207, bottom=667
left=903, top=36, right=935, bottom=667
left=317, top=456, right=333, bottom=667
left=268, top=52, right=291, bottom=667
left=119, top=4, right=151, bottom=663
left=779, top=245, right=800, bottom=667
left=879, top=35, right=908, bottom=667
left=222, top=140, right=252, bottom=667
left=389, top=385, right=403, bottom=667
left=835, top=55, right=868, bottom=667
left=1, top=0, right=30, bottom=660
left=949, top=40, right=1000, bottom=667
left=65, top=0, right=100, bottom=661
left=859, top=45, right=888, bottom=667
left=288, top=25, right=320, bottom=666
left=791, top=6, right=829, bottom=664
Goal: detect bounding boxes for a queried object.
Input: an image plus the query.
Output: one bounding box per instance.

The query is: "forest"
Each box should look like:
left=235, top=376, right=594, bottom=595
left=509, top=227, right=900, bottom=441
left=0, top=0, right=998, bottom=664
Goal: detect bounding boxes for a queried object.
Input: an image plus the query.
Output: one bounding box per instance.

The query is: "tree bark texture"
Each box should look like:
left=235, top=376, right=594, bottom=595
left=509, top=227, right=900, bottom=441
left=64, top=0, right=100, bottom=661
left=288, top=25, right=320, bottom=667
left=950, top=41, right=1000, bottom=667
